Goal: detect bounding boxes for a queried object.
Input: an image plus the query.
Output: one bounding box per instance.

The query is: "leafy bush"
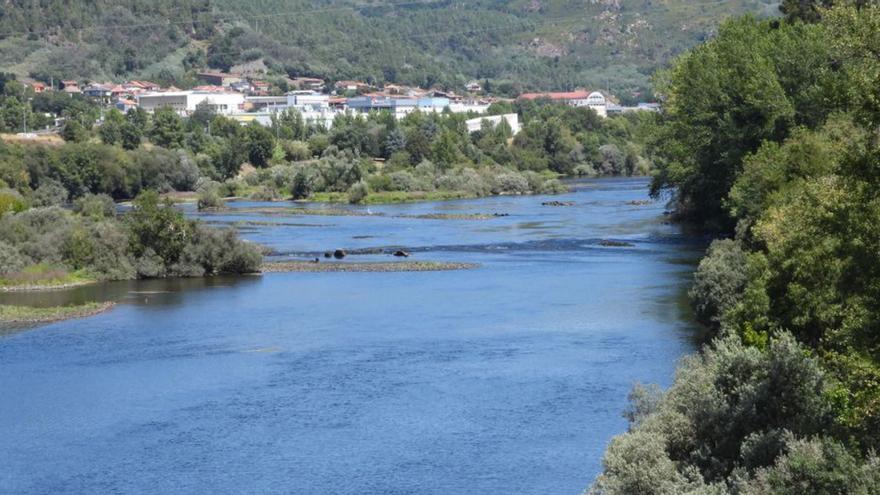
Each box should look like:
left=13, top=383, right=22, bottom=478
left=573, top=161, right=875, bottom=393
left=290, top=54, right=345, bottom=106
left=289, top=166, right=321, bottom=199
left=73, top=193, right=116, bottom=218
left=347, top=180, right=369, bottom=204
left=0, top=188, right=27, bottom=215
left=179, top=227, right=261, bottom=275
left=307, top=134, right=330, bottom=157
left=0, top=240, right=29, bottom=275
left=366, top=174, right=392, bottom=192
left=491, top=171, right=530, bottom=195
left=125, top=191, right=192, bottom=266
left=197, top=188, right=225, bottom=211
left=690, top=239, right=749, bottom=329
left=591, top=333, right=834, bottom=493
left=29, top=179, right=68, bottom=207
left=388, top=170, right=417, bottom=192
left=743, top=437, right=880, bottom=494
left=249, top=186, right=280, bottom=201
left=280, top=140, right=311, bottom=161
left=0, top=206, right=72, bottom=264
left=218, top=179, right=245, bottom=198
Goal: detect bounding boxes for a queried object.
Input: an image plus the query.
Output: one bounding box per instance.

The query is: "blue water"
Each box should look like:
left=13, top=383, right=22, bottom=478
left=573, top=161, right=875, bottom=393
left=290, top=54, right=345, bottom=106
left=0, top=178, right=702, bottom=494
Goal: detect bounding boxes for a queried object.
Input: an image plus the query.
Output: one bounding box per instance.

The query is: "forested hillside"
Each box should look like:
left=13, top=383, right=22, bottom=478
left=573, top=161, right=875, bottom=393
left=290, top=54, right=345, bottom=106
left=0, top=0, right=776, bottom=98
left=591, top=3, right=880, bottom=493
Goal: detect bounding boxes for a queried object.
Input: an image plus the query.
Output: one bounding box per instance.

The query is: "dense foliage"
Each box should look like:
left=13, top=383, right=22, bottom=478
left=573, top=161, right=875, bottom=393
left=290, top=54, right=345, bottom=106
left=0, top=74, right=653, bottom=205
left=0, top=0, right=774, bottom=98
left=593, top=4, right=880, bottom=493
left=0, top=191, right=261, bottom=285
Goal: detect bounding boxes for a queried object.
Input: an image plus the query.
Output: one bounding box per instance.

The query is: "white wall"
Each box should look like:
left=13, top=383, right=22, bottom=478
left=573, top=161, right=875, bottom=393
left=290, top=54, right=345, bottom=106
left=137, top=92, right=245, bottom=115
left=465, top=113, right=520, bottom=135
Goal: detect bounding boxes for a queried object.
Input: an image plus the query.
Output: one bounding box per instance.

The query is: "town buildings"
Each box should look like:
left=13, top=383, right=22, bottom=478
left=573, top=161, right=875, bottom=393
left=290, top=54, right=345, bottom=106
left=137, top=91, right=245, bottom=115
left=34, top=68, right=658, bottom=132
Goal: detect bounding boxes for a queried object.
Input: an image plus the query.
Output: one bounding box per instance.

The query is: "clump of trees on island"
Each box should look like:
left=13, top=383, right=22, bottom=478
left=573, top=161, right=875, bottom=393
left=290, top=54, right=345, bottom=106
left=0, top=191, right=261, bottom=287
left=591, top=3, right=880, bottom=493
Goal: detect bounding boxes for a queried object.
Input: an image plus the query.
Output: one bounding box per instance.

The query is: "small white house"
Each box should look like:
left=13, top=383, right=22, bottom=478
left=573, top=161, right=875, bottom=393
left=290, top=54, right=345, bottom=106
left=465, top=113, right=520, bottom=135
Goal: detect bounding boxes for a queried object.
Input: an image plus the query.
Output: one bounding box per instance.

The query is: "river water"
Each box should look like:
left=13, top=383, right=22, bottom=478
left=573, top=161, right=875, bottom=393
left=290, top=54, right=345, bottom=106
left=0, top=178, right=703, bottom=494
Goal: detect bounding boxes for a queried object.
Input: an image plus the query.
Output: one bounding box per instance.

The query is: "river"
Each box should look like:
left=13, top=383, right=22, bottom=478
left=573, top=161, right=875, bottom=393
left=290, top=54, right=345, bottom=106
left=0, top=177, right=703, bottom=494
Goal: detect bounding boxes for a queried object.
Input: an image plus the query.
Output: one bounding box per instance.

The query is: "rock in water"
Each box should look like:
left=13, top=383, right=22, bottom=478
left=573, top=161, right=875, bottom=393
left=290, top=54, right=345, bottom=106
left=333, top=249, right=346, bottom=259
left=324, top=251, right=333, bottom=258
left=393, top=250, right=410, bottom=257
left=599, top=239, right=634, bottom=247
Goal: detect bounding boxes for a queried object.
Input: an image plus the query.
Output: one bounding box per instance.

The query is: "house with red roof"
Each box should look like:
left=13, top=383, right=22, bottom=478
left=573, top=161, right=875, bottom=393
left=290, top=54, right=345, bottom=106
left=197, top=71, right=243, bottom=87
left=60, top=80, right=81, bottom=94
left=517, top=90, right=607, bottom=116
left=291, top=77, right=325, bottom=91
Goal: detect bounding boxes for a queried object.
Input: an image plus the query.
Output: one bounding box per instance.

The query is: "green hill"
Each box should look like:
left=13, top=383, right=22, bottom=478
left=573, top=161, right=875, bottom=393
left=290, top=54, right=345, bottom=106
left=0, top=0, right=778, bottom=98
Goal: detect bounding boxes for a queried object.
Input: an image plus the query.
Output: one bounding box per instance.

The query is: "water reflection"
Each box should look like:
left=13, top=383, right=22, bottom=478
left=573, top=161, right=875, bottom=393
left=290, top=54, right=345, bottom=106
left=0, top=275, right=261, bottom=308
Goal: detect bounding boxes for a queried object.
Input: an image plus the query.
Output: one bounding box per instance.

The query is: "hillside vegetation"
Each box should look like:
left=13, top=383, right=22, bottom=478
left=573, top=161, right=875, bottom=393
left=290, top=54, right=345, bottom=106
left=591, top=3, right=880, bottom=493
left=0, top=0, right=776, bottom=98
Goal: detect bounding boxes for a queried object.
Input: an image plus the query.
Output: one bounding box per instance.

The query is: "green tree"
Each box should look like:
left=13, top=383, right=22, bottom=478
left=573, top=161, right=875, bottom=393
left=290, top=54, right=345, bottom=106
left=125, top=190, right=192, bottom=267
left=149, top=107, right=185, bottom=149
left=591, top=334, right=833, bottom=493
left=780, top=0, right=832, bottom=22
left=99, top=109, right=125, bottom=145
left=120, top=122, right=143, bottom=150
left=61, top=119, right=87, bottom=142
left=244, top=122, right=275, bottom=168
left=650, top=17, right=801, bottom=229
left=690, top=239, right=749, bottom=329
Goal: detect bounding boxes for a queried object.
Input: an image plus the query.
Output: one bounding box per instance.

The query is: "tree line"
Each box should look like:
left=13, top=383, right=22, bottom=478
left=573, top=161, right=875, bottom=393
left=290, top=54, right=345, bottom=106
left=591, top=3, right=880, bottom=493
left=0, top=77, right=652, bottom=208
left=0, top=77, right=650, bottom=286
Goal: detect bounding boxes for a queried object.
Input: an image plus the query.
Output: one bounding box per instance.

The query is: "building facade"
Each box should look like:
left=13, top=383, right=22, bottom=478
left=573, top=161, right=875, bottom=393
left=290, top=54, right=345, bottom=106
left=137, top=91, right=245, bottom=115
left=465, top=113, right=520, bottom=135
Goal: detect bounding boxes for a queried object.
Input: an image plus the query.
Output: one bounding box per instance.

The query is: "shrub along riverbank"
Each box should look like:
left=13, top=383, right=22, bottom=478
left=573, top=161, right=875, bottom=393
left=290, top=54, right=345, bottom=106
left=591, top=4, right=880, bottom=493
left=0, top=190, right=261, bottom=289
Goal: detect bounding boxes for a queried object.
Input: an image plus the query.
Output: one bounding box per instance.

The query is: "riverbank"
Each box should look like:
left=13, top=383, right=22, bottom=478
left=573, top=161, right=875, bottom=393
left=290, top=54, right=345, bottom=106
left=205, top=206, right=509, bottom=220
left=0, top=177, right=699, bottom=493
left=261, top=260, right=478, bottom=273
left=0, top=266, right=97, bottom=293
left=0, top=302, right=115, bottom=325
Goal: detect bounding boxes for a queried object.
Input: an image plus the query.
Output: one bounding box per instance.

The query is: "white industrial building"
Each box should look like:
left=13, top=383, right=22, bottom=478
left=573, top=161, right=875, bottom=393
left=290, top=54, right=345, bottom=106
left=584, top=91, right=608, bottom=117
left=465, top=113, right=520, bottom=135
left=137, top=91, right=245, bottom=115
left=449, top=101, right=490, bottom=114
left=287, top=91, right=330, bottom=108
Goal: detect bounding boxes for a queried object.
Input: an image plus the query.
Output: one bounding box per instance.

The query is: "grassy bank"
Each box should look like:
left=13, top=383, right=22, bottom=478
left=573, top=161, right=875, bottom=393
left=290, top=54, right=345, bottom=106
left=0, top=302, right=115, bottom=325
left=306, top=190, right=477, bottom=204
left=0, top=265, right=96, bottom=292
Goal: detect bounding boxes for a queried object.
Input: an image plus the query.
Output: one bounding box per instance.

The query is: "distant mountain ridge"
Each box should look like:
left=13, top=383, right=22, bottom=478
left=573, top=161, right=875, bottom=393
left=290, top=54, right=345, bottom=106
left=0, top=0, right=778, bottom=98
